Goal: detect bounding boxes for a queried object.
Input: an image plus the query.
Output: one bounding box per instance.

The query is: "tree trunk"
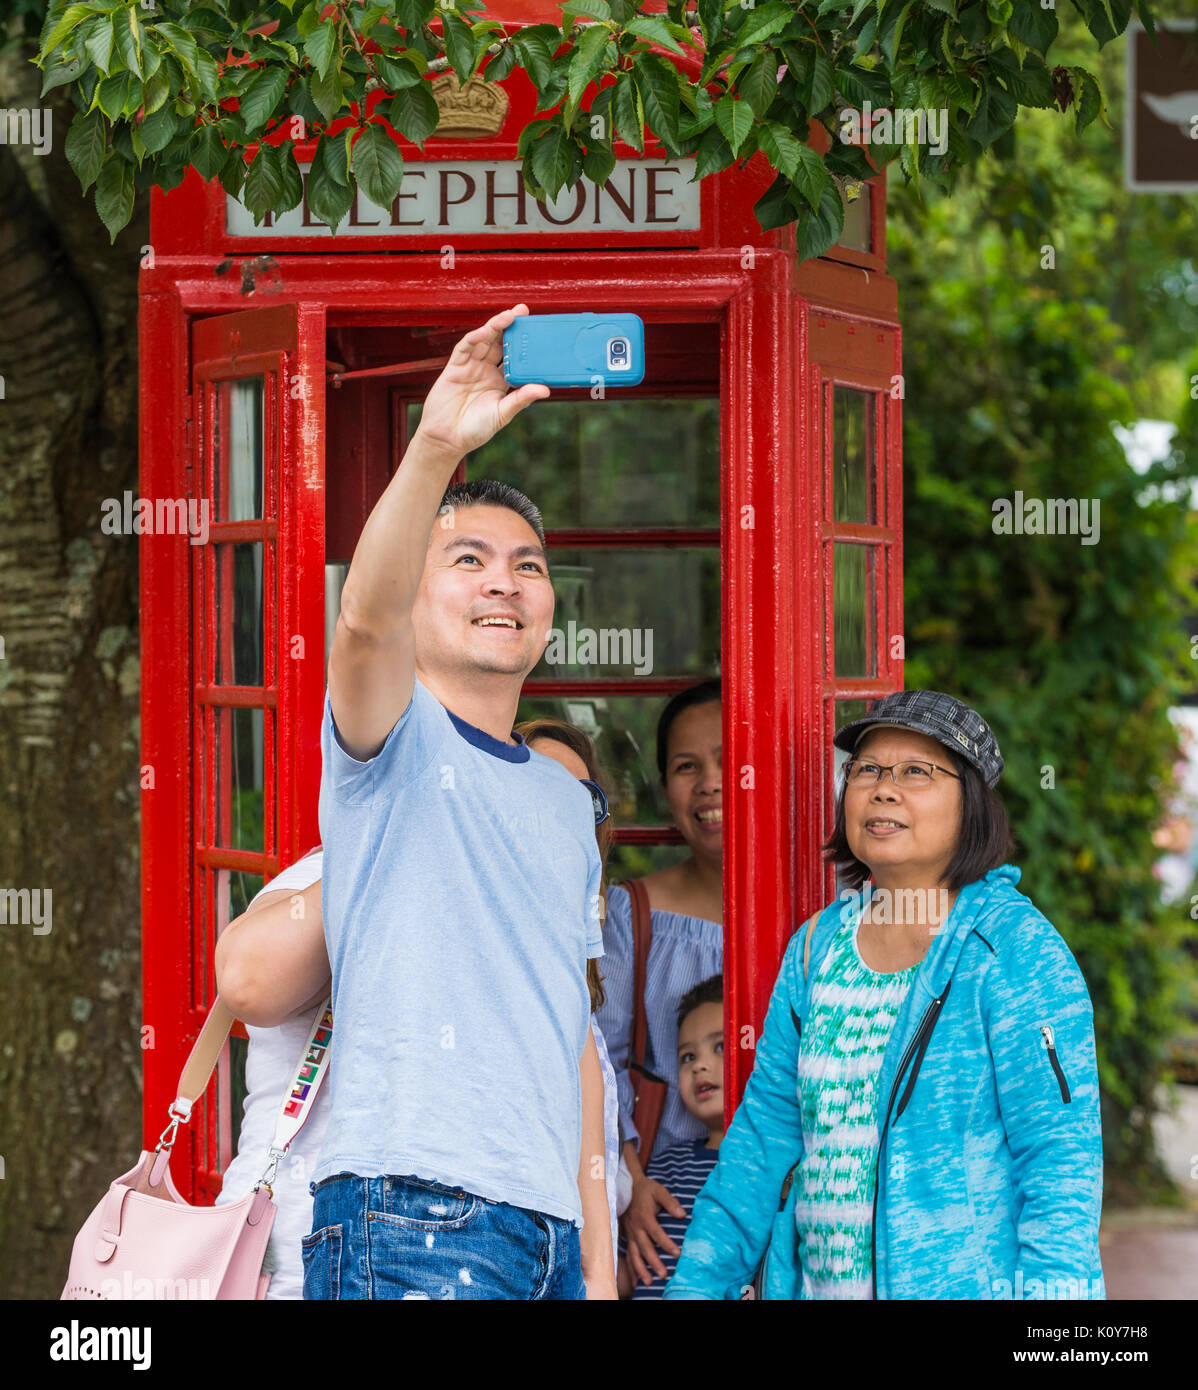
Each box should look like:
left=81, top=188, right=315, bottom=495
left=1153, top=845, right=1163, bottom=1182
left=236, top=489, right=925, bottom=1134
left=0, top=50, right=146, bottom=1297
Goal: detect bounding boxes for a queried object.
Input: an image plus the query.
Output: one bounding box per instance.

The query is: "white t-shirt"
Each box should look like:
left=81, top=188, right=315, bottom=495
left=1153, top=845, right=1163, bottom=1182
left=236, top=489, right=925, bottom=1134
left=215, top=847, right=621, bottom=1297
left=213, top=850, right=328, bottom=1301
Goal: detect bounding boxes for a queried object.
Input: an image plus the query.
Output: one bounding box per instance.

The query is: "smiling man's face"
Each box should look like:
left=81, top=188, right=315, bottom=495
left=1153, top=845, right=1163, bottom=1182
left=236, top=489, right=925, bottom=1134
left=411, top=504, right=554, bottom=680
left=844, top=728, right=963, bottom=886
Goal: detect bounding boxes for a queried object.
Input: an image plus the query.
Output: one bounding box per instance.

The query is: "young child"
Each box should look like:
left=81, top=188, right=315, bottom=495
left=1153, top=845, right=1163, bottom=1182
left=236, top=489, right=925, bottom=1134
left=618, top=974, right=724, bottom=1299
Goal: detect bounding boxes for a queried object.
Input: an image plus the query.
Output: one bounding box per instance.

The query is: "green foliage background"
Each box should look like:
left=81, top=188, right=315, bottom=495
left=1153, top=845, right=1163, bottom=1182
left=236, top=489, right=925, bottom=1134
left=891, top=11, right=1198, bottom=1200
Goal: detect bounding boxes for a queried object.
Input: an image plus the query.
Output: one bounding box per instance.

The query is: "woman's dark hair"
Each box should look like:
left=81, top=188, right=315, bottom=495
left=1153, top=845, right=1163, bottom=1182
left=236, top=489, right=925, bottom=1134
left=514, top=717, right=612, bottom=1012
left=676, top=973, right=724, bottom=1033
left=822, top=742, right=1013, bottom=892
left=656, top=678, right=722, bottom=783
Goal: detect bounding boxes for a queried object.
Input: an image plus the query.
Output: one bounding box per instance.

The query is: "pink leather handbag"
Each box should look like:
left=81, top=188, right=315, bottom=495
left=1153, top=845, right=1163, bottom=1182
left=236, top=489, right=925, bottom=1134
left=62, top=995, right=332, bottom=1301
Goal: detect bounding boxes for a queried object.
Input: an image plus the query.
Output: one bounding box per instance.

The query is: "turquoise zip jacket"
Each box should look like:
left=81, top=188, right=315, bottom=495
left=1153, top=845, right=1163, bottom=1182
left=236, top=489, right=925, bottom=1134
left=663, top=865, right=1105, bottom=1300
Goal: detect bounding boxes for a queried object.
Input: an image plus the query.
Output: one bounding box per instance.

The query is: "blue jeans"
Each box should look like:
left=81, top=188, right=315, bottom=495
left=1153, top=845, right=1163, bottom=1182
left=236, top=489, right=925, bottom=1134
left=302, top=1173, right=587, bottom=1301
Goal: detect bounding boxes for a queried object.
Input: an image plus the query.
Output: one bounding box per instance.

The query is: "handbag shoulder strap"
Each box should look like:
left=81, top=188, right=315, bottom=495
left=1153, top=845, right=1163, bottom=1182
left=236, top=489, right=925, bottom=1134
left=625, top=878, right=652, bottom=1069
left=148, top=993, right=333, bottom=1193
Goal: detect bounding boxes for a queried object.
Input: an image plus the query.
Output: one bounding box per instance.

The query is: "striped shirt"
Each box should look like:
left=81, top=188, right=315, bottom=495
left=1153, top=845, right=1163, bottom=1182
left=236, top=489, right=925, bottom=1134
left=619, top=1139, right=720, bottom=1299
left=794, top=911, right=918, bottom=1299
left=594, top=883, right=723, bottom=1163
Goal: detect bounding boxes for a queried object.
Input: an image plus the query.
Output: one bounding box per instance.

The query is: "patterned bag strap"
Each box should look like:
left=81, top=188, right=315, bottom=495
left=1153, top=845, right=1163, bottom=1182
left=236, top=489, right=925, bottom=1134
left=254, top=997, right=334, bottom=1195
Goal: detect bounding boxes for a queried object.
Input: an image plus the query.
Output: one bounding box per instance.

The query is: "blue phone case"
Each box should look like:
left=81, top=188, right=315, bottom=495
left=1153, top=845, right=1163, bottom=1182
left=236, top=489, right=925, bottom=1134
left=503, top=313, right=646, bottom=388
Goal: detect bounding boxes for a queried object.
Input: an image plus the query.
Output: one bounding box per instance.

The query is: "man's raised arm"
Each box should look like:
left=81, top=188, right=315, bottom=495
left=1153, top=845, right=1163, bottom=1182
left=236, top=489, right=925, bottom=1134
left=328, top=304, right=548, bottom=759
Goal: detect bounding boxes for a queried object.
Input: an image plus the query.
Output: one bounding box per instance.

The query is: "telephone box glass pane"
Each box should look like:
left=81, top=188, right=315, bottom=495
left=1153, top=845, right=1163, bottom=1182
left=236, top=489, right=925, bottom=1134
left=412, top=399, right=720, bottom=528
left=215, top=706, right=267, bottom=852
left=833, top=543, right=876, bottom=676
left=837, top=183, right=872, bottom=253
left=831, top=387, right=875, bottom=524
left=530, top=548, right=719, bottom=681
left=833, top=699, right=871, bottom=781
left=215, top=543, right=264, bottom=686
left=515, top=691, right=719, bottom=831
left=214, top=377, right=265, bottom=521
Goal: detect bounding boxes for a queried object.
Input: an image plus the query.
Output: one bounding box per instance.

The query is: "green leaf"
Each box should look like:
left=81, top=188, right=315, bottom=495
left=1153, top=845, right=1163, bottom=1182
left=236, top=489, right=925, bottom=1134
left=313, top=126, right=353, bottom=188
left=486, top=42, right=518, bottom=82
left=624, top=17, right=684, bottom=54
left=583, top=140, right=616, bottom=183
left=304, top=21, right=338, bottom=81
left=375, top=54, right=423, bottom=91
left=561, top=0, right=611, bottom=19
left=993, top=53, right=1056, bottom=110
left=189, top=122, right=227, bottom=180
left=140, top=103, right=179, bottom=154
left=353, top=122, right=404, bottom=207
left=193, top=49, right=220, bottom=103
left=40, top=4, right=93, bottom=62
left=632, top=50, right=680, bottom=149
left=611, top=69, right=643, bottom=151
left=795, top=177, right=845, bottom=258
left=310, top=66, right=344, bottom=122
left=442, top=13, right=476, bottom=81
left=390, top=81, right=440, bottom=147
left=1008, top=0, right=1057, bottom=45
left=756, top=118, right=801, bottom=178
left=793, top=140, right=830, bottom=211
left=152, top=22, right=198, bottom=76
left=693, top=123, right=735, bottom=179
left=753, top=172, right=799, bottom=230
left=141, top=65, right=170, bottom=116
left=697, top=0, right=722, bottom=45
left=878, top=0, right=914, bottom=68
left=395, top=0, right=436, bottom=25
left=808, top=51, right=834, bottom=113
left=529, top=123, right=579, bottom=198
left=1073, top=67, right=1103, bottom=133
left=568, top=23, right=611, bottom=107
left=219, top=153, right=246, bottom=197
left=243, top=143, right=285, bottom=222
left=513, top=26, right=557, bottom=89
left=734, top=1, right=796, bottom=49
left=277, top=143, right=305, bottom=212
left=65, top=108, right=107, bottom=192
left=240, top=65, right=289, bottom=137
left=739, top=48, right=778, bottom=117
left=83, top=15, right=114, bottom=74
left=113, top=8, right=143, bottom=79
left=306, top=158, right=354, bottom=231
left=95, top=71, right=138, bottom=121
left=714, top=95, right=754, bottom=156
left=95, top=154, right=135, bottom=242
left=42, top=55, right=85, bottom=97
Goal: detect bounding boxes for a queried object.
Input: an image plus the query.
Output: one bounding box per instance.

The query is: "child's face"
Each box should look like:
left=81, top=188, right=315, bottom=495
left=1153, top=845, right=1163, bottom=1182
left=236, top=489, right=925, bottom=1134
left=676, top=1000, right=723, bottom=1126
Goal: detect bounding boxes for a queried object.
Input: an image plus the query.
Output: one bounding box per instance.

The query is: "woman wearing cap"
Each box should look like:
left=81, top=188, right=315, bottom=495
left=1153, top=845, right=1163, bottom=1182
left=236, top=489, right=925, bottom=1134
left=664, top=690, right=1105, bottom=1301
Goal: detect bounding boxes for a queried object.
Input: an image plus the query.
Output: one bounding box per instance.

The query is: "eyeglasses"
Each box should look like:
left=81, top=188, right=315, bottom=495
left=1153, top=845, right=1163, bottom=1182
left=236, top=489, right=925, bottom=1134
left=843, top=758, right=960, bottom=789
left=580, top=778, right=610, bottom=826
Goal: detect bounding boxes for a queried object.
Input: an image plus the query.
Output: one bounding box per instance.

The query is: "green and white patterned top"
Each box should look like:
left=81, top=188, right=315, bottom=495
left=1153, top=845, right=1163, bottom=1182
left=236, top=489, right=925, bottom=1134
left=794, top=910, right=919, bottom=1299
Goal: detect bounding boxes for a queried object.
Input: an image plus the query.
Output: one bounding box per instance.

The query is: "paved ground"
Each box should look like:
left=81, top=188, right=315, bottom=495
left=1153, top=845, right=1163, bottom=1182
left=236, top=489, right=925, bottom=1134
left=1101, top=1084, right=1198, bottom=1300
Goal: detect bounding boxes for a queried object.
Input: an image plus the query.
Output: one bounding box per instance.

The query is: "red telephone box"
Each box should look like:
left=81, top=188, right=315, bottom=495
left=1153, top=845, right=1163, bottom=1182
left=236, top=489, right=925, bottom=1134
left=138, top=13, right=903, bottom=1202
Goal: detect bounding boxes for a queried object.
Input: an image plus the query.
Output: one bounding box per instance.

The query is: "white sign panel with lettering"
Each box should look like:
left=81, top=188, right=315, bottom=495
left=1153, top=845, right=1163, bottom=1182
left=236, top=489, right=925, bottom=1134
left=225, top=158, right=700, bottom=236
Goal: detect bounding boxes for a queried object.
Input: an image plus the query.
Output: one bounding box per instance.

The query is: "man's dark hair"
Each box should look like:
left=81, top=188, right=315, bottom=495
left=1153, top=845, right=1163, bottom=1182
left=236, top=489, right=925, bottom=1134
left=438, top=478, right=546, bottom=548
left=656, top=678, right=721, bottom=783
left=676, top=973, right=723, bottom=1033
left=822, top=744, right=1013, bottom=892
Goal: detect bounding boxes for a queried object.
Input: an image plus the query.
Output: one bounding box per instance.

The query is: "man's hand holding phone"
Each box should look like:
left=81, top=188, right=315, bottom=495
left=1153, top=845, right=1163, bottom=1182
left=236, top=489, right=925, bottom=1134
left=412, top=304, right=549, bottom=465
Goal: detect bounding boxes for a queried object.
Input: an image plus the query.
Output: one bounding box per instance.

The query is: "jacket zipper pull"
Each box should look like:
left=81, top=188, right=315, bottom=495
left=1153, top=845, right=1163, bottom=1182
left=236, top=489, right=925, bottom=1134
left=1040, top=1024, right=1072, bottom=1103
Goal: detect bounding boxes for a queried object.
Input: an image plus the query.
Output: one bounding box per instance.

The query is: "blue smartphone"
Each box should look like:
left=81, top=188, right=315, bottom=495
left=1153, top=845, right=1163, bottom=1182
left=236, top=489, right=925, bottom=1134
left=503, top=312, right=645, bottom=388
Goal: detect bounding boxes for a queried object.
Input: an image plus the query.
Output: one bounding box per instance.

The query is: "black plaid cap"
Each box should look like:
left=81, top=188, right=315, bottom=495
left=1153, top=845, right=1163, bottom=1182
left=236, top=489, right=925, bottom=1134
left=833, top=689, right=1004, bottom=787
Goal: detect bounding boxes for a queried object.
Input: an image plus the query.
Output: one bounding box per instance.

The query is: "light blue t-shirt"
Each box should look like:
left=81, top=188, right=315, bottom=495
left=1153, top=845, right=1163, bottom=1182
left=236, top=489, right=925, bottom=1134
left=315, top=677, right=604, bottom=1225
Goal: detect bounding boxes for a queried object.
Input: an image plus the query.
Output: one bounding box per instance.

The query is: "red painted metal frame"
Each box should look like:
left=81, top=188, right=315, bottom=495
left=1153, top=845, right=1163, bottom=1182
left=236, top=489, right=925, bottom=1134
left=140, top=49, right=901, bottom=1196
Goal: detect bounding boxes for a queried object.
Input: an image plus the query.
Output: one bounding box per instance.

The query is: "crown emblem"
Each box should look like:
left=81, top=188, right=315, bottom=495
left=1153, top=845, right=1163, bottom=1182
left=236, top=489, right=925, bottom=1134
left=428, top=73, right=510, bottom=139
